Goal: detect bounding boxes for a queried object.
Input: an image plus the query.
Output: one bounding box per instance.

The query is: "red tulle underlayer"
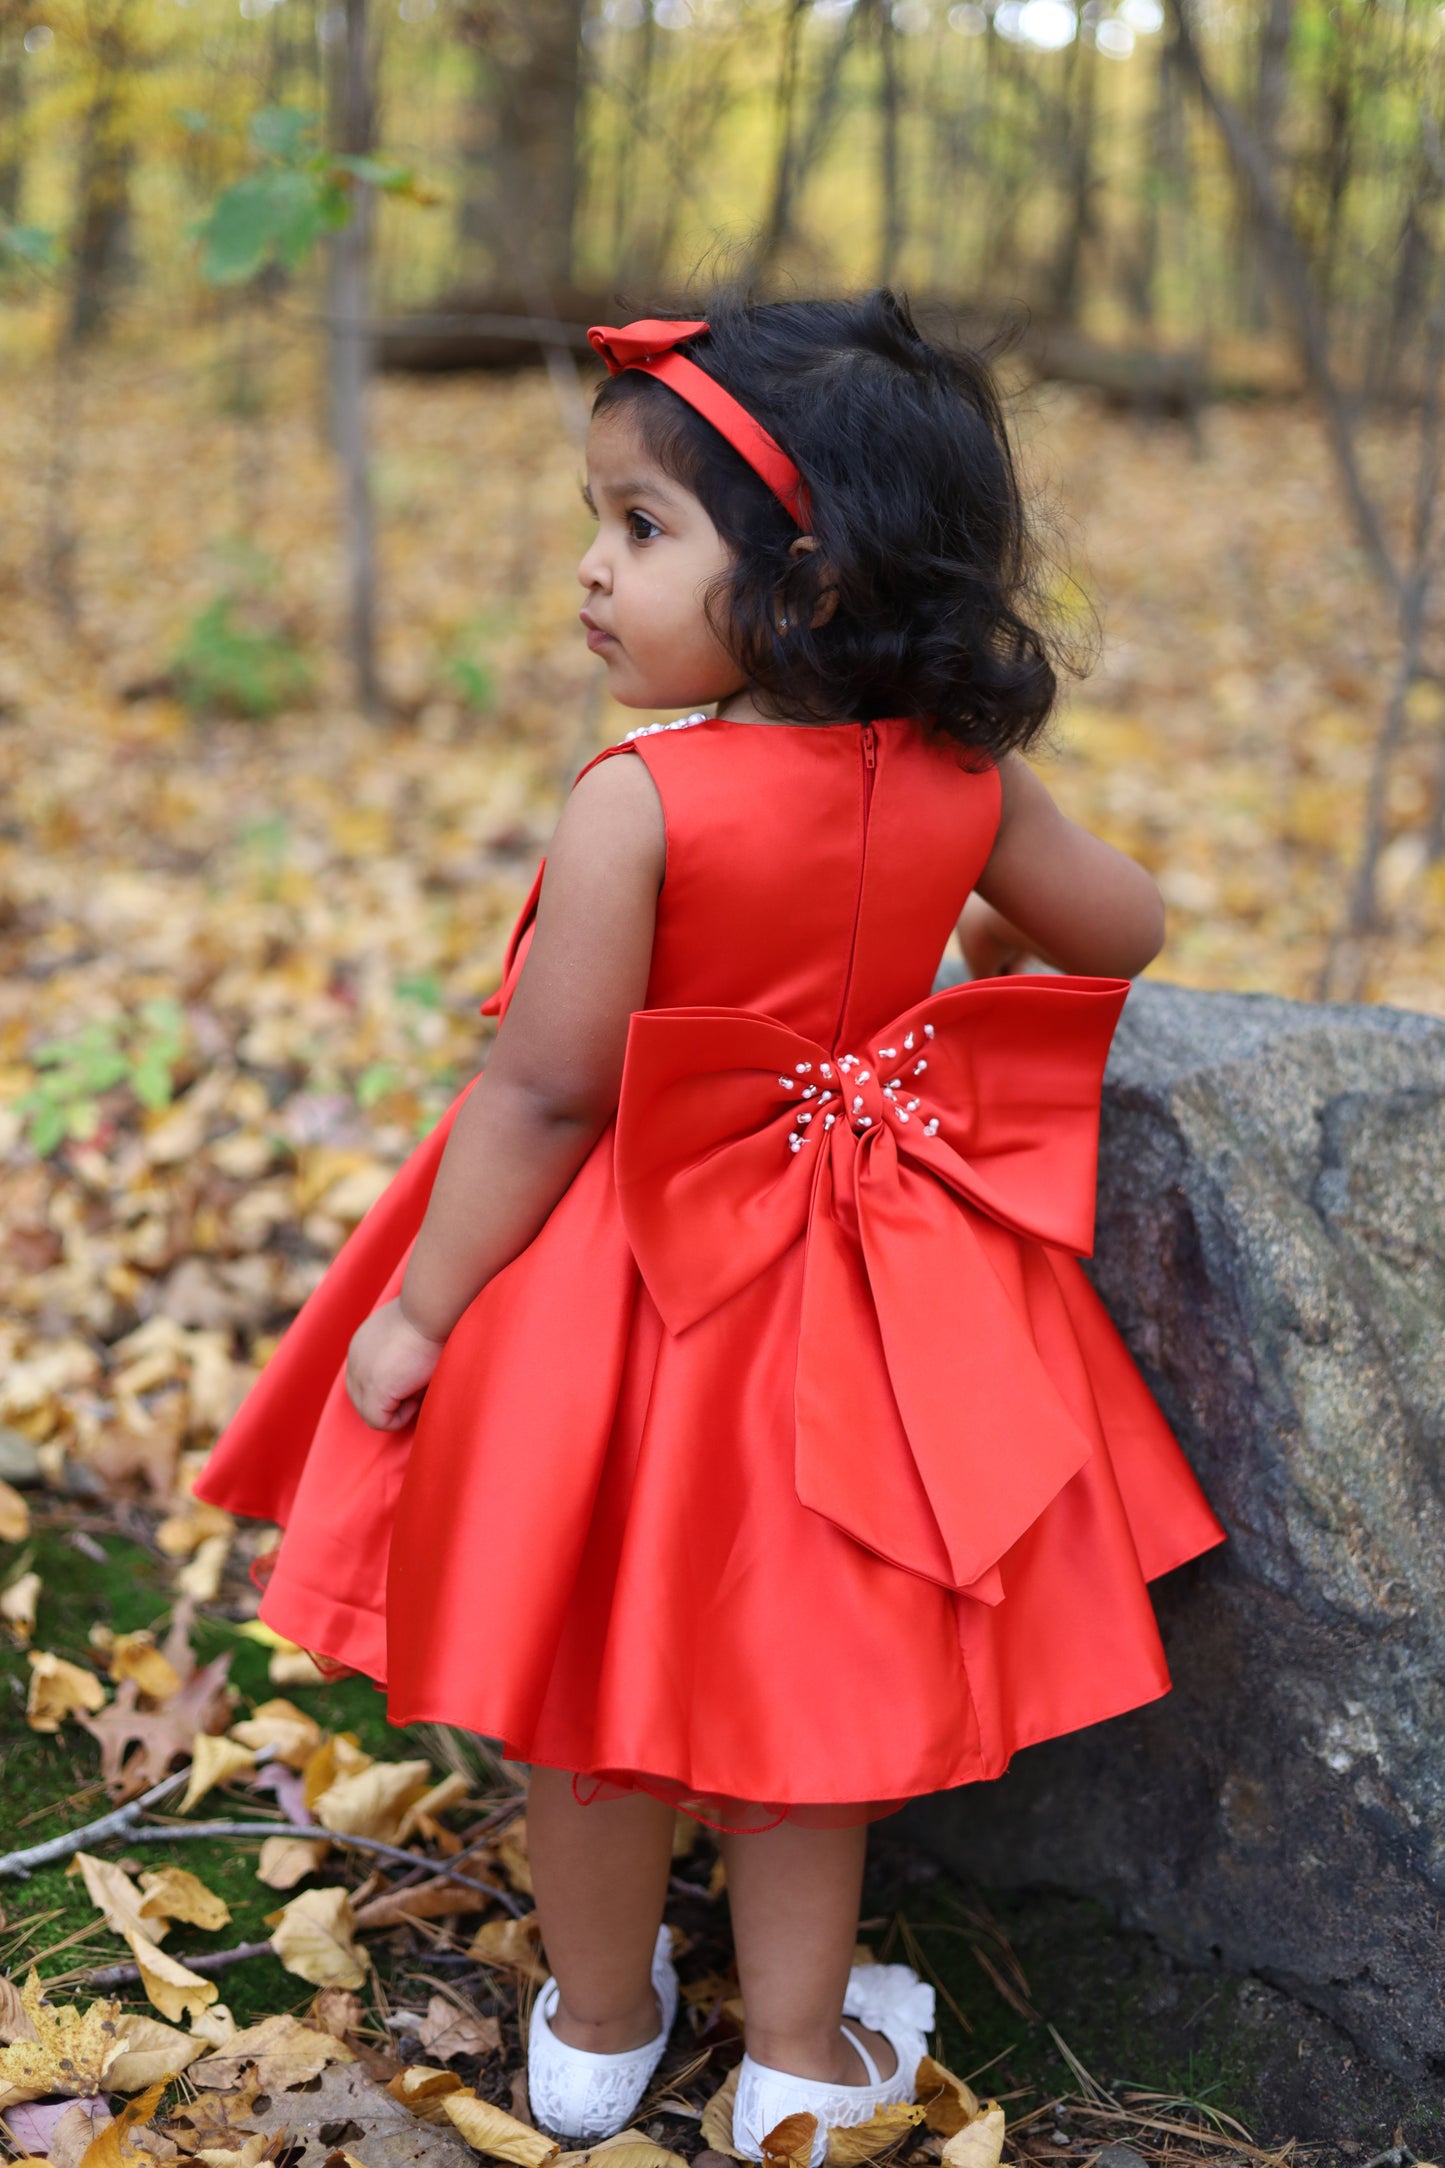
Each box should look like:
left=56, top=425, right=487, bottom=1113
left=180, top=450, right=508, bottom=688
left=249, top=1549, right=898, bottom=1833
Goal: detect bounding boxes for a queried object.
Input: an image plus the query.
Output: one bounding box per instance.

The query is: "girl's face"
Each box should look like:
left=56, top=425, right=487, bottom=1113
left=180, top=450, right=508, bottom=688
left=577, top=403, right=747, bottom=712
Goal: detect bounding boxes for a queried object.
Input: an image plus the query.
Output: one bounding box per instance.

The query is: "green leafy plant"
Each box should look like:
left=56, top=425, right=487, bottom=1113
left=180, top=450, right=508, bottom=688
left=171, top=594, right=311, bottom=720
left=16, top=1000, right=189, bottom=1157
left=194, top=105, right=429, bottom=288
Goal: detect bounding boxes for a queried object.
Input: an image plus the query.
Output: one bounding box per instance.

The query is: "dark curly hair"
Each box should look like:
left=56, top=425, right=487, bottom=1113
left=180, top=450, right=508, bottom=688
left=591, top=289, right=1086, bottom=767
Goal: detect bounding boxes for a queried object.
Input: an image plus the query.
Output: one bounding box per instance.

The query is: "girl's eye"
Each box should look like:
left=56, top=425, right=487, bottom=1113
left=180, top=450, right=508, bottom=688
left=626, top=510, right=661, bottom=543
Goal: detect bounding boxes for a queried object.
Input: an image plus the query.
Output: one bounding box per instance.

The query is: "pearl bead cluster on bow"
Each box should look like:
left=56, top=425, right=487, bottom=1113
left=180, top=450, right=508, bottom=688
left=784, top=1023, right=939, bottom=1155
left=620, top=711, right=709, bottom=742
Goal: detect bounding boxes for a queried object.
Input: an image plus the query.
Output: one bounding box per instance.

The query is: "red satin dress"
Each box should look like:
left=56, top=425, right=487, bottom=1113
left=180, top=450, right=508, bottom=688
left=195, top=713, right=1226, bottom=1833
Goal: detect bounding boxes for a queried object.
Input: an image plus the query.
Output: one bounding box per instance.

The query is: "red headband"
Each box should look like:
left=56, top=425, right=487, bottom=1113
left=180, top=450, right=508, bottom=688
left=588, top=318, right=812, bottom=529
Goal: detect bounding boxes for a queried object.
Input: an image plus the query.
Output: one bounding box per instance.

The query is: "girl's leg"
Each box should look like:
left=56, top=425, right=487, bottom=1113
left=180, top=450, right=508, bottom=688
left=721, top=1820, right=897, bottom=2086
left=527, top=1766, right=677, bottom=2052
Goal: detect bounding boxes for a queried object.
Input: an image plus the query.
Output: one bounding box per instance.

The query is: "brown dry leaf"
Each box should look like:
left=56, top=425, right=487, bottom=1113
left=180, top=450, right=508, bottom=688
left=268, top=1647, right=328, bottom=1687
left=189, top=2005, right=238, bottom=2049
left=26, top=1649, right=108, bottom=1731
left=194, top=2136, right=271, bottom=2168
left=313, top=1757, right=433, bottom=1844
left=155, top=1502, right=234, bottom=1560
left=303, top=1733, right=374, bottom=1811
left=189, top=2015, right=354, bottom=2093
left=175, top=1532, right=232, bottom=1603
left=45, top=2098, right=116, bottom=2168
left=698, top=2067, right=745, bottom=2162
left=124, top=1927, right=218, bottom=2024
left=466, top=1913, right=546, bottom=1984
left=182, top=1733, right=256, bottom=1811
left=70, top=1853, right=167, bottom=1945
left=442, top=2089, right=559, bottom=2166
left=824, top=2105, right=923, bottom=2165
left=915, top=2058, right=980, bottom=2137
left=265, top=1887, right=369, bottom=1990
left=107, top=1632, right=184, bottom=1702
left=0, top=1479, right=30, bottom=1543
left=416, top=1998, right=501, bottom=2063
left=387, top=2066, right=466, bottom=2122
left=555, top=2142, right=688, bottom=2168
left=74, top=2080, right=168, bottom=2168
left=166, top=2079, right=263, bottom=2147
left=352, top=1879, right=490, bottom=1931
left=78, top=1655, right=234, bottom=1800
left=256, top=1834, right=330, bottom=1890
left=939, top=2106, right=1005, bottom=2168
left=310, top=1989, right=367, bottom=2042
left=139, top=1866, right=231, bottom=1932
left=106, top=2011, right=205, bottom=2092
left=1, top=1570, right=41, bottom=1643
left=0, top=1975, right=40, bottom=2044
left=229, top=1697, right=322, bottom=1769
left=0, top=1973, right=126, bottom=2109
left=759, top=2114, right=817, bottom=2168
left=396, top=1771, right=473, bottom=1844
left=492, top=1820, right=532, bottom=1897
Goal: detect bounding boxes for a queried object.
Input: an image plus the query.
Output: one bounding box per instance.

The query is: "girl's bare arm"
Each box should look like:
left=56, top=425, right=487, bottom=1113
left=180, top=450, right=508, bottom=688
left=960, top=752, right=1165, bottom=980
left=397, top=753, right=665, bottom=1344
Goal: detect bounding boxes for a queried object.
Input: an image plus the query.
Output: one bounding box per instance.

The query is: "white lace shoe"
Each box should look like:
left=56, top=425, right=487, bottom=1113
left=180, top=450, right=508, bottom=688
left=733, top=1963, right=935, bottom=2168
left=527, top=1924, right=680, bottom=2141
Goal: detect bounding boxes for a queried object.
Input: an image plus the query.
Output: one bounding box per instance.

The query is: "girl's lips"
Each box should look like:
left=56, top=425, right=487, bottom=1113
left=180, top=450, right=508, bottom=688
left=580, top=613, right=616, bottom=653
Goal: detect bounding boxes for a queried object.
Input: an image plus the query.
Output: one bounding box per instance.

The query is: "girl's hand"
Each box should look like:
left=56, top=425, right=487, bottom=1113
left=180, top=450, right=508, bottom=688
left=345, top=1299, right=446, bottom=1431
left=957, top=892, right=1042, bottom=979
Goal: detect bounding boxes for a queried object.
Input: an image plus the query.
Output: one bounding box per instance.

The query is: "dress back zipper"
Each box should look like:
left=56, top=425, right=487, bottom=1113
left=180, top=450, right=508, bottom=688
left=831, top=722, right=878, bottom=1050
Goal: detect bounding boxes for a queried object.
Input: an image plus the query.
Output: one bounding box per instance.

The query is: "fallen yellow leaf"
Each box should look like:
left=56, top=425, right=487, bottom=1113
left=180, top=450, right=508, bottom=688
left=26, top=1650, right=107, bottom=1732
left=106, top=2010, right=205, bottom=2091
left=312, top=1757, right=433, bottom=1844
left=123, top=1927, right=218, bottom=2024
left=442, top=2089, right=559, bottom=2166
left=265, top=1886, right=369, bottom=1990
left=0, top=1973, right=39, bottom=2044
left=269, top=1646, right=328, bottom=1687
left=181, top=1733, right=256, bottom=1811
left=155, top=1502, right=233, bottom=1559
left=256, top=1834, right=330, bottom=1890
left=916, top=2056, right=981, bottom=2135
left=388, top=2065, right=466, bottom=2122
left=139, top=1867, right=231, bottom=1932
left=0, top=1973, right=126, bottom=2109
left=229, top=1696, right=321, bottom=1770
left=175, top=1532, right=231, bottom=1603
left=106, top=1633, right=183, bottom=1703
left=189, top=2013, right=352, bottom=2092
left=1, top=1570, right=41, bottom=1643
left=493, top=1819, right=532, bottom=1896
left=825, top=2104, right=923, bottom=2164
left=75, top=2079, right=167, bottom=2168
left=70, top=1854, right=166, bottom=1946
left=194, top=2138, right=270, bottom=2168
left=555, top=2141, right=688, bottom=2168
left=189, top=2004, right=238, bottom=2048
left=466, top=1912, right=546, bottom=1983
left=698, top=2066, right=745, bottom=2160
left=302, top=1732, right=373, bottom=1811
left=396, top=1770, right=472, bottom=1844
left=0, top=1478, right=30, bottom=1543
left=940, top=2104, right=1006, bottom=2168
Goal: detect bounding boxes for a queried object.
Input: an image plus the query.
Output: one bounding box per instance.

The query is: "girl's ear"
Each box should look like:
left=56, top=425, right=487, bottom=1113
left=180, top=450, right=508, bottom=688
left=786, top=534, right=840, bottom=630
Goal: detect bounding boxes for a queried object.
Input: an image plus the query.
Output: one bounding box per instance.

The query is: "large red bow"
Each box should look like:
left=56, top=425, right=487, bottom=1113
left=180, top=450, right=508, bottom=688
left=614, top=973, right=1131, bottom=1598
left=588, top=319, right=710, bottom=372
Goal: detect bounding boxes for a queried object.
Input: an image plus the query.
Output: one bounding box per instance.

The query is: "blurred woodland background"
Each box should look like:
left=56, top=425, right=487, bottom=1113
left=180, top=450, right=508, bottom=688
left=1, top=3, right=1445, bottom=2150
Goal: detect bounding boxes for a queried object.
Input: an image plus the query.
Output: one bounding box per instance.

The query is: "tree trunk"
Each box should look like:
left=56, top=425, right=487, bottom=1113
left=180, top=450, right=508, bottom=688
left=327, top=0, right=382, bottom=719
left=875, top=0, right=902, bottom=283
left=455, top=0, right=584, bottom=297
left=0, top=22, right=24, bottom=223
left=1047, top=30, right=1097, bottom=323
left=68, top=0, right=136, bottom=346
left=754, top=0, right=857, bottom=282
left=1238, top=0, right=1293, bottom=330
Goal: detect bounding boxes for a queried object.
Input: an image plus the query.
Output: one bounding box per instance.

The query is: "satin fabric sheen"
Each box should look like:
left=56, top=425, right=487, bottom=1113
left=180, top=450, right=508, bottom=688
left=194, top=715, right=1226, bottom=1834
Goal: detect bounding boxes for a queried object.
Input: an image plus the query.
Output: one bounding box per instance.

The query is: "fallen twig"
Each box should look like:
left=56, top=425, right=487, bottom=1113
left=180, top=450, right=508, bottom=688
left=84, top=1938, right=277, bottom=1989
left=0, top=1763, right=198, bottom=1880
left=114, top=1819, right=528, bottom=1912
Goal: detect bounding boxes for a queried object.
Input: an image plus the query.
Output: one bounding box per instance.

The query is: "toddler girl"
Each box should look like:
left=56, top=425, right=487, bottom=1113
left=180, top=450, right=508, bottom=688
left=196, top=292, right=1225, bottom=2164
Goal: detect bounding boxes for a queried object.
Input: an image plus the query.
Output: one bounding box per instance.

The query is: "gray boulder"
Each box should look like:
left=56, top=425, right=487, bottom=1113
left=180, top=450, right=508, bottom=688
left=907, top=976, right=1445, bottom=2082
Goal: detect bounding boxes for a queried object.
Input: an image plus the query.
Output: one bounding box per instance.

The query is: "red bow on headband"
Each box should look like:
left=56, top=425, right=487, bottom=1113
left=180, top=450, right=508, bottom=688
left=588, top=317, right=812, bottom=528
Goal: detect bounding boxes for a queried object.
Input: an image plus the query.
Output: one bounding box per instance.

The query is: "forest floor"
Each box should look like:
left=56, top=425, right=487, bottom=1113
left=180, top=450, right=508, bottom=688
left=0, top=341, right=1442, bottom=2168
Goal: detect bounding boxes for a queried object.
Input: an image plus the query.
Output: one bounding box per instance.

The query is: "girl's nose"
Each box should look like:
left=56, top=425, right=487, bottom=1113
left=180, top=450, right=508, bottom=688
left=577, top=537, right=610, bottom=592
